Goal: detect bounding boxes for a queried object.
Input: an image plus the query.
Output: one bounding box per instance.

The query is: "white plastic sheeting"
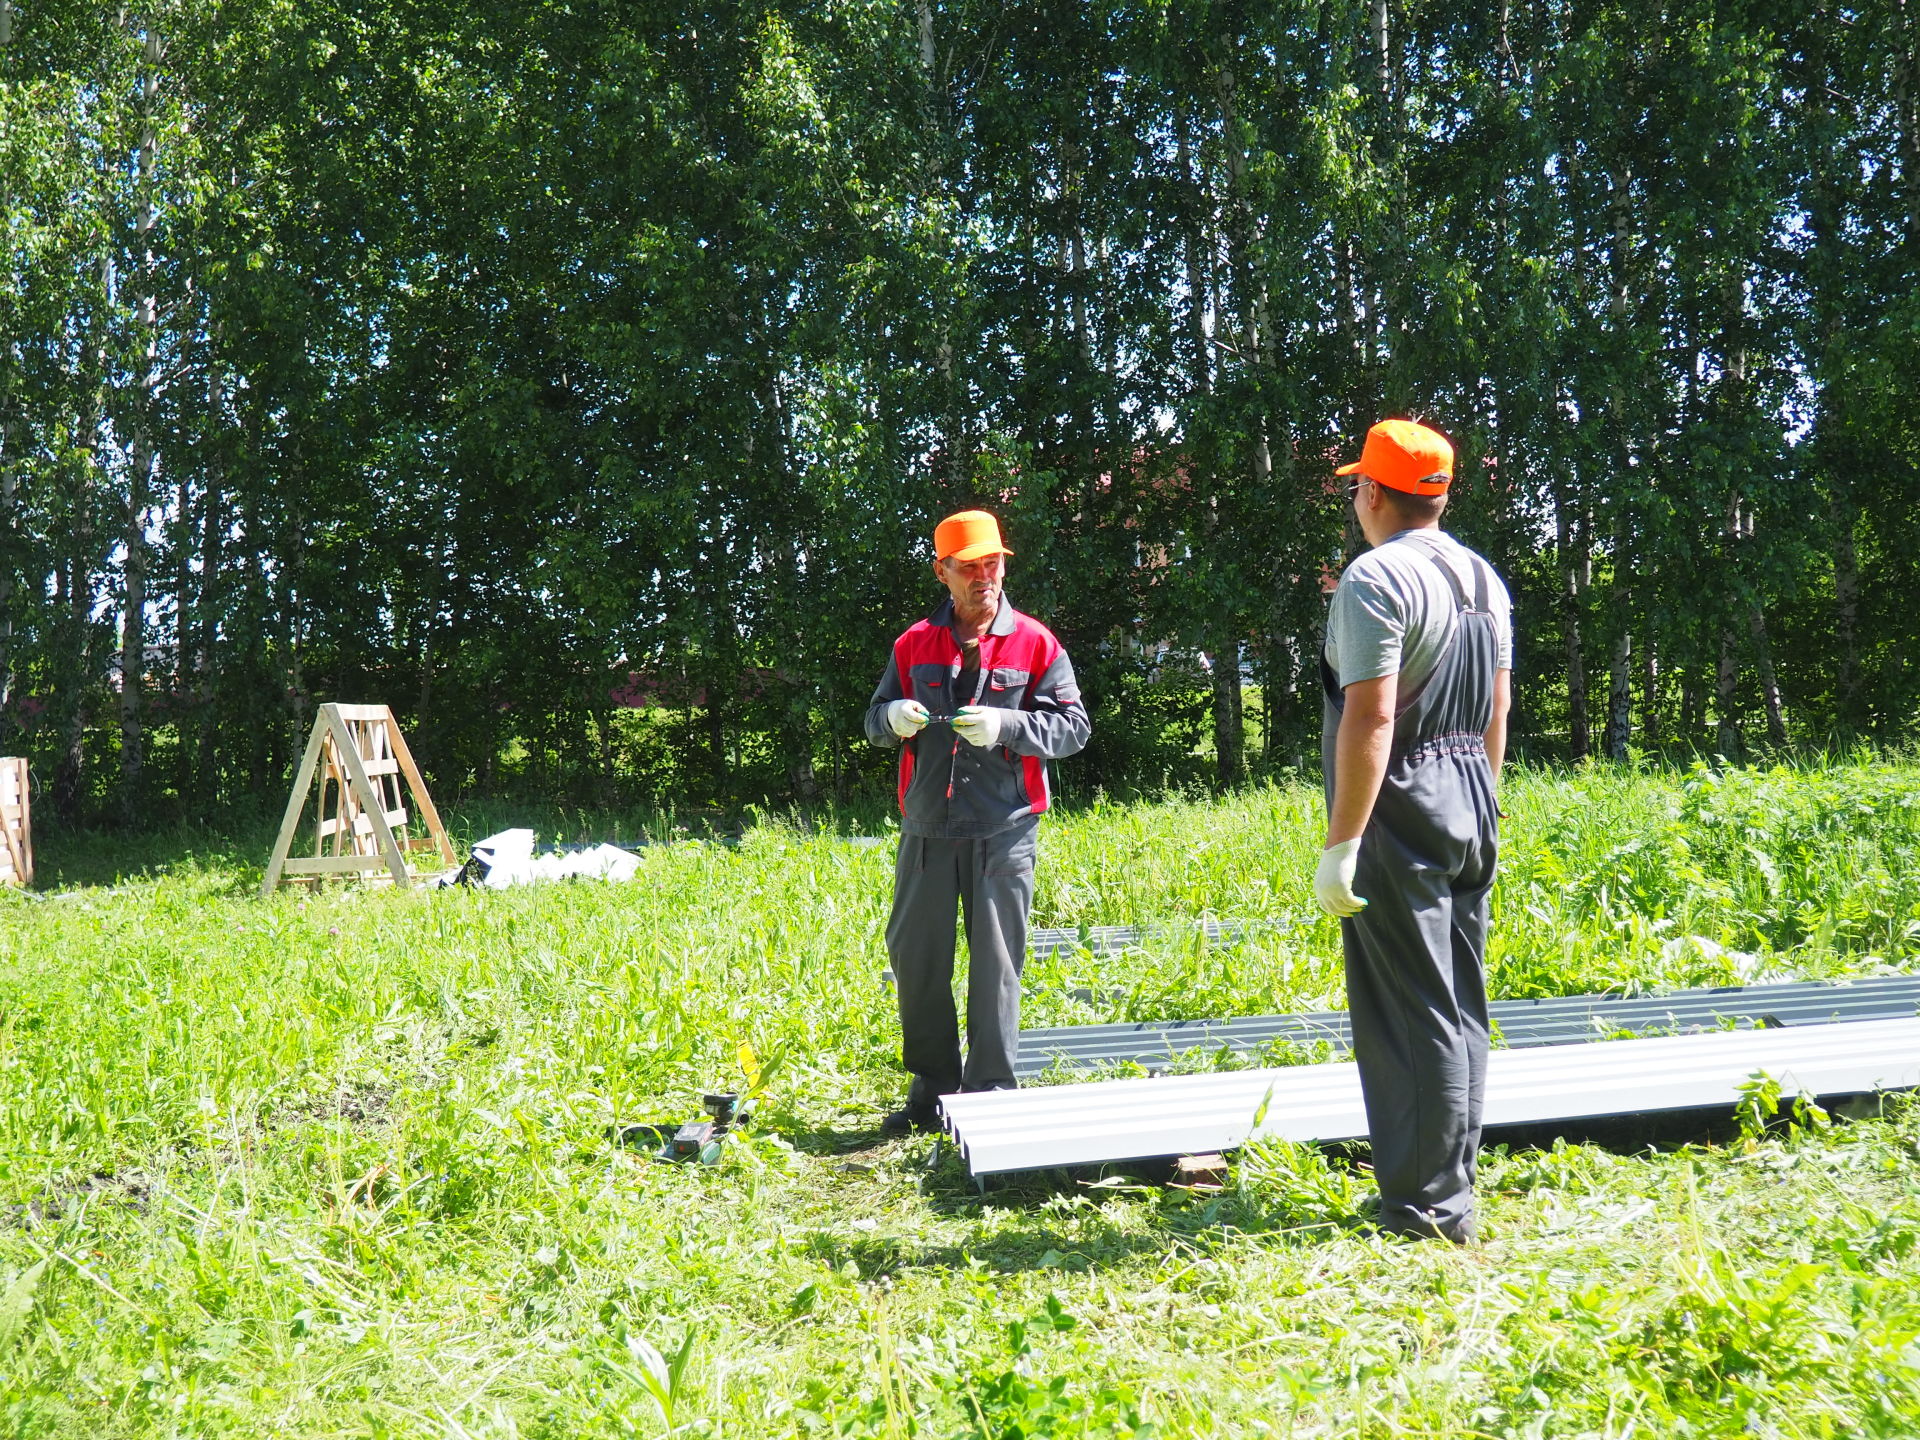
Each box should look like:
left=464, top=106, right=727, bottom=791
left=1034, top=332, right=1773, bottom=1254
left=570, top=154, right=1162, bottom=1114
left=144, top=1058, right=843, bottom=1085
left=940, top=1016, right=1920, bottom=1177
left=434, top=829, right=644, bottom=888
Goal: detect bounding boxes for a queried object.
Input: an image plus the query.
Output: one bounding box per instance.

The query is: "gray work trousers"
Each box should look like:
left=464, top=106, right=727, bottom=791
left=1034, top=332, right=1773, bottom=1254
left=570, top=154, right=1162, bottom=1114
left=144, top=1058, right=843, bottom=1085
left=886, top=820, right=1038, bottom=1105
left=1343, top=749, right=1497, bottom=1243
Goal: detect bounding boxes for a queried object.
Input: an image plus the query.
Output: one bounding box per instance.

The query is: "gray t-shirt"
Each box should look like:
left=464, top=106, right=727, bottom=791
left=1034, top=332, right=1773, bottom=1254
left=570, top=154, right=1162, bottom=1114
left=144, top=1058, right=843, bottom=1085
left=1324, top=529, right=1513, bottom=693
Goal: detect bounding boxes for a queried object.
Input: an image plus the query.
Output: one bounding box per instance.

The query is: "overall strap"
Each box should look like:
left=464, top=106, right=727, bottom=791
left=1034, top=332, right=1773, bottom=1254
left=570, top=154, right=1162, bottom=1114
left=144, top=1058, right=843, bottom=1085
left=1397, top=532, right=1493, bottom=615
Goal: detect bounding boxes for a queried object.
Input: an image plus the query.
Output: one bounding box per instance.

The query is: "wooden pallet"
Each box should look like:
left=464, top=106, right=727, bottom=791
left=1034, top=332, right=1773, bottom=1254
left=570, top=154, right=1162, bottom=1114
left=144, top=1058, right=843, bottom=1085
left=0, top=757, right=30, bottom=888
left=261, top=704, right=454, bottom=896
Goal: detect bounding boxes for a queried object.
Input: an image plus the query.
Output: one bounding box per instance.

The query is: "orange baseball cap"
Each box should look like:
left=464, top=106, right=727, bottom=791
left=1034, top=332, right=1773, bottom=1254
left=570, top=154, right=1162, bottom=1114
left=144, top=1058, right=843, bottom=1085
left=1334, top=419, right=1454, bottom=495
left=934, top=510, right=1013, bottom=561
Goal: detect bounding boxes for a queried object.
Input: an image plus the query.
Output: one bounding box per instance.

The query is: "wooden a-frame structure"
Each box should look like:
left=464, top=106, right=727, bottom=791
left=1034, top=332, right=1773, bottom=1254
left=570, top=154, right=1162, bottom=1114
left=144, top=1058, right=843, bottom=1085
left=262, top=703, right=454, bottom=896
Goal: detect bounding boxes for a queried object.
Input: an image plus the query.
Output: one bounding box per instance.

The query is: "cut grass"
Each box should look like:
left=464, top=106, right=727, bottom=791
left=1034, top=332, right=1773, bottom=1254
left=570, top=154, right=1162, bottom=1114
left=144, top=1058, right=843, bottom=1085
left=3, top=757, right=1920, bottom=1436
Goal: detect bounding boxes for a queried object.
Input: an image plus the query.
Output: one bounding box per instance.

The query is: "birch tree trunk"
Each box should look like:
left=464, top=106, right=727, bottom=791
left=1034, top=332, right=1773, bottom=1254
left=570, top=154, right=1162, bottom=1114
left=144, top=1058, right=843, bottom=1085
left=914, top=0, right=962, bottom=486
left=1640, top=637, right=1659, bottom=749
left=1715, top=625, right=1742, bottom=759
left=1715, top=501, right=1748, bottom=760
left=1210, top=61, right=1271, bottom=487
left=1207, top=60, right=1265, bottom=784
left=1603, top=166, right=1636, bottom=764
left=1373, top=0, right=1391, bottom=101
left=0, top=418, right=15, bottom=728
left=1748, top=604, right=1788, bottom=745
left=119, top=21, right=165, bottom=817
left=1603, top=631, right=1632, bottom=759
left=0, top=0, right=15, bottom=727
left=1212, top=643, right=1243, bottom=786
left=1832, top=491, right=1861, bottom=728
left=1556, top=489, right=1588, bottom=759
left=195, top=369, right=224, bottom=800
left=1176, top=119, right=1211, bottom=395
left=1715, top=277, right=1756, bottom=761
left=1898, top=0, right=1919, bottom=247
left=1680, top=667, right=1704, bottom=748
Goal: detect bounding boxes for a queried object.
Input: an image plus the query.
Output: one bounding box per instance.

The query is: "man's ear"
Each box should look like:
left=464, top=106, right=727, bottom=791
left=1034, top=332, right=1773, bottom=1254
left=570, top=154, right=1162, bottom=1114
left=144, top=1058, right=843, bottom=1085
left=931, top=555, right=945, bottom=581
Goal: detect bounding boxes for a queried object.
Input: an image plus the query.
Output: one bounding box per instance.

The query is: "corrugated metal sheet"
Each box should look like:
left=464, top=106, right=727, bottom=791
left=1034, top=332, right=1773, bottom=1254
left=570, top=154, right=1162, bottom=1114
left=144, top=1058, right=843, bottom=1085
left=944, top=1016, right=1920, bottom=1176
left=1027, top=920, right=1263, bottom=959
left=1015, top=976, right=1920, bottom=1078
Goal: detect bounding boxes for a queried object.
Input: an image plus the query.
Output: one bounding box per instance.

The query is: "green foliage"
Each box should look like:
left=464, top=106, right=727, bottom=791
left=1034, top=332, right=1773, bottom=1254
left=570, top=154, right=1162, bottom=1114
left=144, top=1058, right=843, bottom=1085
left=3, top=765, right=1920, bottom=1434
left=1489, top=756, right=1920, bottom=997
left=4, top=1, right=1917, bottom=820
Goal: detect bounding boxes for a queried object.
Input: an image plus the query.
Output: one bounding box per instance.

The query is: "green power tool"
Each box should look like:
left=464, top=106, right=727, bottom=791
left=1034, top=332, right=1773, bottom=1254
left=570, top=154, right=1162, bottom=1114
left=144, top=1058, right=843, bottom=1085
left=658, top=1092, right=752, bottom=1165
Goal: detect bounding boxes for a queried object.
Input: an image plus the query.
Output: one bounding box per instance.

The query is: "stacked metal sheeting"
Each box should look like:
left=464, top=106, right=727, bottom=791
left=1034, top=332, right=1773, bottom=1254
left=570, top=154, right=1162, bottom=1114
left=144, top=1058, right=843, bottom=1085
left=1027, top=920, right=1263, bottom=959
left=1015, top=975, right=1920, bottom=1079
left=947, top=1016, right=1920, bottom=1177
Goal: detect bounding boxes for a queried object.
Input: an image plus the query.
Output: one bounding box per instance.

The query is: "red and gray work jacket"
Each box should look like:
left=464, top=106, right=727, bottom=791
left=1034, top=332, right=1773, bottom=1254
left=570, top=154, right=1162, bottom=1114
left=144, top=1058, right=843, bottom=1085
left=865, top=597, right=1091, bottom=838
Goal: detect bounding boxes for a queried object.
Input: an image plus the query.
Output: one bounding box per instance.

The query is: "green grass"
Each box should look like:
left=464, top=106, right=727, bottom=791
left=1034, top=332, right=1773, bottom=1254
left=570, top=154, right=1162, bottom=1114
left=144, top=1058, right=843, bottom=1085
left=4, top=758, right=1920, bottom=1436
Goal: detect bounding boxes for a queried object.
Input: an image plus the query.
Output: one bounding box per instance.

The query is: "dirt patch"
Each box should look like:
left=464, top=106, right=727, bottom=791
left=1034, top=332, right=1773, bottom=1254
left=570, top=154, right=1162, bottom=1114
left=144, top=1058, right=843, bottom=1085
left=7, top=1168, right=153, bottom=1228
left=271, top=1082, right=394, bottom=1129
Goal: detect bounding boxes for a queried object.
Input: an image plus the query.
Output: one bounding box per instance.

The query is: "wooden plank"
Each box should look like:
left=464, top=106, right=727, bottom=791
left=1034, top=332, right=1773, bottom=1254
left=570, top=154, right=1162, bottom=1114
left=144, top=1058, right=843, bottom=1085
left=358, top=756, right=400, bottom=777
left=14, top=759, right=28, bottom=887
left=0, top=758, right=27, bottom=888
left=281, top=854, right=413, bottom=875
left=262, top=720, right=330, bottom=896
left=329, top=703, right=397, bottom=721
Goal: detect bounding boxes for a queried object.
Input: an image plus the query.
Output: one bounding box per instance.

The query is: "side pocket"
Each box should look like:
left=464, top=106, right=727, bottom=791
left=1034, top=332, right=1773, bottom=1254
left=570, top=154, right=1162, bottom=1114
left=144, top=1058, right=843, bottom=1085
left=896, top=833, right=927, bottom=877
left=984, top=826, right=1039, bottom=877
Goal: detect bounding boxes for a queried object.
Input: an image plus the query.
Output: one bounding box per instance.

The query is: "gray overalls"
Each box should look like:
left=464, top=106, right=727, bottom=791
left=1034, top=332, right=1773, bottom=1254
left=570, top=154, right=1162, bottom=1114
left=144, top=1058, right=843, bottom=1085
left=1321, top=534, right=1500, bottom=1242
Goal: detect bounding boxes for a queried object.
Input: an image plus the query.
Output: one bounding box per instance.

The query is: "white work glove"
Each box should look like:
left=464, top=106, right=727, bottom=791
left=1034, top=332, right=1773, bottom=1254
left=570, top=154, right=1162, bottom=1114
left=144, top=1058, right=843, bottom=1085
left=952, top=704, right=1007, bottom=748
left=1313, top=838, right=1368, bottom=918
left=885, top=699, right=930, bottom=738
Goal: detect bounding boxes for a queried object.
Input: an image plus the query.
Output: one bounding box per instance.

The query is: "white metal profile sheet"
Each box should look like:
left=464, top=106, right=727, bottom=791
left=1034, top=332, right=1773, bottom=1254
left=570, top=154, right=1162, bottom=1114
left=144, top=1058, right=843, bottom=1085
left=940, top=1017, right=1920, bottom=1177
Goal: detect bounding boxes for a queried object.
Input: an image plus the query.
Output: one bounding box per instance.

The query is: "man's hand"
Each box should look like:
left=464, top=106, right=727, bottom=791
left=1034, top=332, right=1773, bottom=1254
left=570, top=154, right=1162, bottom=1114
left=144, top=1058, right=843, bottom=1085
left=886, top=699, right=931, bottom=738
left=1313, top=839, right=1368, bottom=917
left=952, top=705, right=1006, bottom=748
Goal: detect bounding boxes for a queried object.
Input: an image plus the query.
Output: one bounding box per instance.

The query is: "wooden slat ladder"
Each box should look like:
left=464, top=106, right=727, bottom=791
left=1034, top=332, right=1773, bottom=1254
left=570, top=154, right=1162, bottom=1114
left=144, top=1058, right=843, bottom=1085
left=0, top=757, right=31, bottom=888
left=261, top=704, right=455, bottom=896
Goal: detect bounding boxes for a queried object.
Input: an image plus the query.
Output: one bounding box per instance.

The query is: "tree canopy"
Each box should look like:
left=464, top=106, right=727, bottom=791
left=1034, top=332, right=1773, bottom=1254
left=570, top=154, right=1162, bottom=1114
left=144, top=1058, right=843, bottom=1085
left=2, top=0, right=1916, bottom=817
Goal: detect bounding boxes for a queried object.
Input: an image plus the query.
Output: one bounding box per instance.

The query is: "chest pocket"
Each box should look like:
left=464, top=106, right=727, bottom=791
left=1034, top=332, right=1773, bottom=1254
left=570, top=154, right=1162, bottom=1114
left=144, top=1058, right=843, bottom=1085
left=906, top=662, right=952, bottom=713
left=987, top=667, right=1032, bottom=707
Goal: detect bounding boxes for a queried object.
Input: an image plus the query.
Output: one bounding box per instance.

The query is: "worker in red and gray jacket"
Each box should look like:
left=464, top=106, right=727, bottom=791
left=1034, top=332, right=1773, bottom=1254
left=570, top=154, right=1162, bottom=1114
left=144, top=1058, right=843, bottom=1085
left=864, top=509, right=1091, bottom=1135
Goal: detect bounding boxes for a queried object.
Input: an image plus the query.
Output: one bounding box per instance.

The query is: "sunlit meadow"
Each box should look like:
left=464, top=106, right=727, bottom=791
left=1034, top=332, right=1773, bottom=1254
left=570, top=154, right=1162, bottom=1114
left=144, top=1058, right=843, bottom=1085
left=3, top=757, right=1919, bottom=1437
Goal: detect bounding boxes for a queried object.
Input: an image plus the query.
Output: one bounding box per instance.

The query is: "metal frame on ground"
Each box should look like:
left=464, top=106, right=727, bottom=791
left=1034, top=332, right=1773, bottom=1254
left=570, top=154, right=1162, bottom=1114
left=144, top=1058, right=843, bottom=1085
left=1015, top=976, right=1920, bottom=1078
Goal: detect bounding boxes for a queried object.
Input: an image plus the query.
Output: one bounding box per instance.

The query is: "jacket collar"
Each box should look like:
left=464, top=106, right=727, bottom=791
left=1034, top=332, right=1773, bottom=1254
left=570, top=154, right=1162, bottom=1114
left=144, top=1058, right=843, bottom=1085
left=928, top=596, right=1019, bottom=637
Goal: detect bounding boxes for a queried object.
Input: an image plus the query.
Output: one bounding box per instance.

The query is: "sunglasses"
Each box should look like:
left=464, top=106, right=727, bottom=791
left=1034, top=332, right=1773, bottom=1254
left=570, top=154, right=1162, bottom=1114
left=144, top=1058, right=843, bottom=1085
left=1347, top=473, right=1448, bottom=500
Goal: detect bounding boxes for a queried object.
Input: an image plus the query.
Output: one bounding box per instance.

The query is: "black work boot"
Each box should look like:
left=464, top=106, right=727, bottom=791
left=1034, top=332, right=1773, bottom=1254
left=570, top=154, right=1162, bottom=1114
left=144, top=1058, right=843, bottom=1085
left=879, top=1102, right=942, bottom=1136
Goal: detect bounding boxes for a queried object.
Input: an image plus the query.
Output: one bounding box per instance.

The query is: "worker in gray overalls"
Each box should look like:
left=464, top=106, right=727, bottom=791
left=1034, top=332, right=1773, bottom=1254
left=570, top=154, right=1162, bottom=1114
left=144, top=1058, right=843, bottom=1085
left=1315, top=419, right=1513, bottom=1243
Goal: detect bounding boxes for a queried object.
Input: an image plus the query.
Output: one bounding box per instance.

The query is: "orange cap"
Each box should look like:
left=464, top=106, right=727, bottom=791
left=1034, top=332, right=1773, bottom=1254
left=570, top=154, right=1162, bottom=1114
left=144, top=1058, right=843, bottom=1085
left=1334, top=419, right=1454, bottom=495
left=934, top=510, right=1013, bottom=561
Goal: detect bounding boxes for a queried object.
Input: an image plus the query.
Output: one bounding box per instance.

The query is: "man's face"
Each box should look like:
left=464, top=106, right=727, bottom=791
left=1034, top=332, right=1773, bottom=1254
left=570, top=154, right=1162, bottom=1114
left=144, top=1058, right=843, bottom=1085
left=1349, top=476, right=1389, bottom=546
left=934, top=551, right=1007, bottom=615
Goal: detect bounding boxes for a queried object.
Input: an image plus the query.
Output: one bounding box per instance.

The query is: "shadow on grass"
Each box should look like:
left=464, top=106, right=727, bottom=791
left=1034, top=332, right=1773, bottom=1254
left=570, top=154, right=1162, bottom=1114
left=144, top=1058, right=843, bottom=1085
left=785, top=1123, right=900, bottom=1158
left=21, top=796, right=908, bottom=892
left=803, top=1202, right=1180, bottom=1279
left=30, top=818, right=279, bottom=892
